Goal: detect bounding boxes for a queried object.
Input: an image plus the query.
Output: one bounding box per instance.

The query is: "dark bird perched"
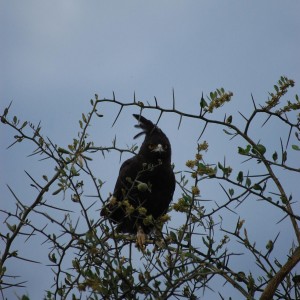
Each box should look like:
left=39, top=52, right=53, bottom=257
left=101, top=114, right=175, bottom=248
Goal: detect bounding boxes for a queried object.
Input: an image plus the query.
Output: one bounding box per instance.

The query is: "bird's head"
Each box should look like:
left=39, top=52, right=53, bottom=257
left=133, top=114, right=171, bottom=162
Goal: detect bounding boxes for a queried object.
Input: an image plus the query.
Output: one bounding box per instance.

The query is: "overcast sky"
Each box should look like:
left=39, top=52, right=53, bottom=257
left=1, top=1, right=300, bottom=299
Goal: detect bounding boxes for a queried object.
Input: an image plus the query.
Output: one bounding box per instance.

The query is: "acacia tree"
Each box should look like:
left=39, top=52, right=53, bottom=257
left=0, top=76, right=299, bottom=300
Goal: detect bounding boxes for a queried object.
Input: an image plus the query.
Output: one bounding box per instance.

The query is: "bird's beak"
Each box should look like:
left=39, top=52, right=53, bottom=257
left=152, top=144, right=164, bottom=153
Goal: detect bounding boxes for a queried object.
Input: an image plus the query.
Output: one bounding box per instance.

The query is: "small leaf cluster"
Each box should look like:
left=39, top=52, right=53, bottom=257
left=264, top=76, right=295, bottom=111
left=238, top=143, right=266, bottom=157
left=185, top=141, right=216, bottom=179
left=201, top=88, right=233, bottom=113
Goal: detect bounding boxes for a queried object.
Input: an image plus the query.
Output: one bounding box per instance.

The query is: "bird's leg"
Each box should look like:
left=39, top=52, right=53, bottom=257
left=136, top=225, right=146, bottom=250
left=108, top=194, right=117, bottom=206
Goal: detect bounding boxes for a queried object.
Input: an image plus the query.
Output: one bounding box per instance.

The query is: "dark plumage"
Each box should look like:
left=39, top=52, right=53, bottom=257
left=101, top=114, right=175, bottom=247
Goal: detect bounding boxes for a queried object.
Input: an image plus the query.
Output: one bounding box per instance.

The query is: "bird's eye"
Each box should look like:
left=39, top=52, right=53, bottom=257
left=163, top=145, right=168, bottom=149
left=148, top=144, right=155, bottom=150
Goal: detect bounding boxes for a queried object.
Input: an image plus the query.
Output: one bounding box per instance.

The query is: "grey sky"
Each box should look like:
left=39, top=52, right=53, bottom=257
left=1, top=1, right=300, bottom=299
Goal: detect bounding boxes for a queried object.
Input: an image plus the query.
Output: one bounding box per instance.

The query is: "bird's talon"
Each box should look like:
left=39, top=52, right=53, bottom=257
left=136, top=226, right=146, bottom=250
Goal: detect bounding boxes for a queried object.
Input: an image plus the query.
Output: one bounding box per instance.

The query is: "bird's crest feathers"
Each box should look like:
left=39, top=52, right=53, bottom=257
left=133, top=114, right=160, bottom=139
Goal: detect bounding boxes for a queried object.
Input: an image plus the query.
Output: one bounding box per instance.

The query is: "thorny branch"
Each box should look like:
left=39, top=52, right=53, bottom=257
left=0, top=77, right=299, bottom=299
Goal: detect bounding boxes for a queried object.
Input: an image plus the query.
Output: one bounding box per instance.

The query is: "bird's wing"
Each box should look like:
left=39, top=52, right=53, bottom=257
left=113, top=156, right=140, bottom=199
left=100, top=156, right=140, bottom=218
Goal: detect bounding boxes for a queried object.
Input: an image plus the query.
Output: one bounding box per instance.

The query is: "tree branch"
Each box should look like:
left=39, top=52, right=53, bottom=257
left=260, top=247, right=300, bottom=300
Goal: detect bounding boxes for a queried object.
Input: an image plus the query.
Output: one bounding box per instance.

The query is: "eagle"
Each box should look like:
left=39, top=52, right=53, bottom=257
left=101, top=114, right=176, bottom=248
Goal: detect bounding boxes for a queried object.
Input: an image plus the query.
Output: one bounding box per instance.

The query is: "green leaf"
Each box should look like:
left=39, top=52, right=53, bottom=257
left=57, top=288, right=64, bottom=296
left=82, top=113, right=87, bottom=123
left=275, top=259, right=282, bottom=268
left=58, top=147, right=71, bottom=154
left=20, top=121, right=28, bottom=130
left=223, top=129, right=234, bottom=135
left=282, top=151, right=287, bottom=163
left=70, top=166, right=79, bottom=176
left=238, top=147, right=244, bottom=154
left=223, top=167, right=232, bottom=177
left=197, top=163, right=206, bottom=172
left=200, top=97, right=208, bottom=108
left=292, top=145, right=300, bottom=151
left=272, top=151, right=278, bottom=161
left=252, top=144, right=266, bottom=155
left=229, top=188, right=234, bottom=197
left=280, top=195, right=288, bottom=204
left=185, top=252, right=199, bottom=260
left=253, top=184, right=262, bottom=191
left=82, top=155, right=92, bottom=161
left=266, top=240, right=273, bottom=251
left=69, top=145, right=75, bottom=153
left=238, top=145, right=251, bottom=155
left=52, top=187, right=63, bottom=195
left=245, top=177, right=251, bottom=187
left=6, top=223, right=17, bottom=232
left=237, top=171, right=244, bottom=183
left=226, top=115, right=232, bottom=124
left=257, top=144, right=266, bottom=155
left=169, top=231, right=177, bottom=242
left=49, top=253, right=57, bottom=263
